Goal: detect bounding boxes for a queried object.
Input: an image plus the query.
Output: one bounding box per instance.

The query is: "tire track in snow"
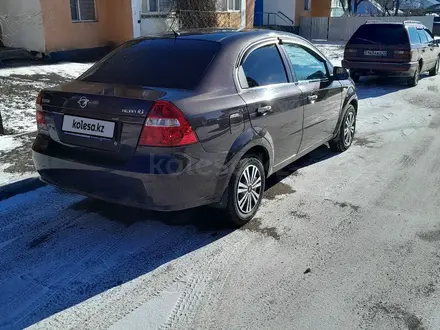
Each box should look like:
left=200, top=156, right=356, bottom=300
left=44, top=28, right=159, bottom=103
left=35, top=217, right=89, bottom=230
left=160, top=233, right=253, bottom=330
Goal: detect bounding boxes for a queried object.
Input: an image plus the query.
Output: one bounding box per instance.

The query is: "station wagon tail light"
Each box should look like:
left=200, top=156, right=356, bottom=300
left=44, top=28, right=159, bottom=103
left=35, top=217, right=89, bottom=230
left=345, top=48, right=357, bottom=54
left=394, top=50, right=412, bottom=59
left=138, top=101, right=198, bottom=147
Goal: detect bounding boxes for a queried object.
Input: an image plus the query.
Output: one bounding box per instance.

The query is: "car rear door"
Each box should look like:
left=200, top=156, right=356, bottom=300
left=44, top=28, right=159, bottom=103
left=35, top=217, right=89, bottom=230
left=280, top=42, right=343, bottom=152
left=416, top=27, right=434, bottom=71
left=423, top=28, right=439, bottom=69
left=238, top=41, right=304, bottom=166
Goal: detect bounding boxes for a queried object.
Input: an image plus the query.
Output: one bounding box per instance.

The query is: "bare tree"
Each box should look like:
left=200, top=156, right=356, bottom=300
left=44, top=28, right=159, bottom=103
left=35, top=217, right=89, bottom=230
left=339, top=0, right=366, bottom=15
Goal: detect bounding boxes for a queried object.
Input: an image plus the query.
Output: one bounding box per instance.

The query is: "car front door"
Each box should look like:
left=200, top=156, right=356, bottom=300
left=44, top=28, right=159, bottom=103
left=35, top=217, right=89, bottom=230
left=281, top=42, right=343, bottom=152
left=238, top=42, right=304, bottom=166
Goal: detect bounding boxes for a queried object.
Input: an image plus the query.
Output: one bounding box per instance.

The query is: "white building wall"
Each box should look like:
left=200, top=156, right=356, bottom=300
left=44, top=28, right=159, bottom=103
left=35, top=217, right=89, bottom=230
left=0, top=0, right=45, bottom=52
left=262, top=0, right=295, bottom=25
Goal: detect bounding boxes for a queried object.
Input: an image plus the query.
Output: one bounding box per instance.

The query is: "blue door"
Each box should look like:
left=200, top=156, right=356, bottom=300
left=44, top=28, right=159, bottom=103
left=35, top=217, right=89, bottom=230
left=254, top=0, right=263, bottom=27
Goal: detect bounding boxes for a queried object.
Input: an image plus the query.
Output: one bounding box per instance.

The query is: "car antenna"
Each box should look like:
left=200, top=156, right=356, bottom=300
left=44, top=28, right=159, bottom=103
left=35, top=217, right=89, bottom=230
left=172, top=28, right=180, bottom=38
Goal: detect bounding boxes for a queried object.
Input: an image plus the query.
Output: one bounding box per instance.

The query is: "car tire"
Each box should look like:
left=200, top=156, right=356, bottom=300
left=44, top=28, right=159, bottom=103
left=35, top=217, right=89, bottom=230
left=429, top=58, right=439, bottom=77
left=408, top=65, right=420, bottom=87
left=226, top=155, right=265, bottom=226
left=329, top=105, right=356, bottom=152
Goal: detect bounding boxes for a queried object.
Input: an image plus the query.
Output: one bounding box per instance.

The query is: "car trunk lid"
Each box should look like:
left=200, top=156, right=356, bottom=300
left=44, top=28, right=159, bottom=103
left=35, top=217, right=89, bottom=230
left=40, top=81, right=166, bottom=160
left=345, top=24, right=411, bottom=63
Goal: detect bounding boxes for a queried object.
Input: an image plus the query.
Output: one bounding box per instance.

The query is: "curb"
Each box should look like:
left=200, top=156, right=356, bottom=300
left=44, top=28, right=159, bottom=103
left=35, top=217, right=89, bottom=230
left=0, top=177, right=46, bottom=202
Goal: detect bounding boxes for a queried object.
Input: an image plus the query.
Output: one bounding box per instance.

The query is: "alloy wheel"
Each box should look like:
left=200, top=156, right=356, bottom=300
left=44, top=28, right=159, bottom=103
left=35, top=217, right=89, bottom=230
left=236, top=164, right=262, bottom=214
left=344, top=111, right=356, bottom=147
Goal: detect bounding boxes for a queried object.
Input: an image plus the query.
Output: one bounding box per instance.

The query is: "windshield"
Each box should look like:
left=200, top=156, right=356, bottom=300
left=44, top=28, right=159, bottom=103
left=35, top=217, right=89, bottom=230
left=349, top=24, right=409, bottom=45
left=79, top=38, right=221, bottom=89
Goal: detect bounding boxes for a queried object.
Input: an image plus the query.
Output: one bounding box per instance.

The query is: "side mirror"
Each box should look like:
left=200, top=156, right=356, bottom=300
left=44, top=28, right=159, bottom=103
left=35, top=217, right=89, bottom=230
left=333, top=66, right=349, bottom=80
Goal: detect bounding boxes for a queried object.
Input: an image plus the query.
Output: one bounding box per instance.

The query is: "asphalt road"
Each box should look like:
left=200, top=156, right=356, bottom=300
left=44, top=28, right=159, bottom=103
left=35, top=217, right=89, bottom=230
left=2, top=73, right=440, bottom=330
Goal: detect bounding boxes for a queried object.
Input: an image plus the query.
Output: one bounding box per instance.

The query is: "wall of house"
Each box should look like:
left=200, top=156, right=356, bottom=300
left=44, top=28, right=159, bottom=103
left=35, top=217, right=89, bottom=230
left=40, top=0, right=134, bottom=53
left=246, top=0, right=255, bottom=28
left=311, top=0, right=331, bottom=16
left=295, top=0, right=311, bottom=26
left=263, top=0, right=295, bottom=25
left=0, top=0, right=46, bottom=52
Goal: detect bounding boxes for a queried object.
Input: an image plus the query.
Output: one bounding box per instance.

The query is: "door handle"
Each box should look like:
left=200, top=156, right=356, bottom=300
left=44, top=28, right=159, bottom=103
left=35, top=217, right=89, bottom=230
left=308, top=95, right=318, bottom=101
left=257, top=105, right=272, bottom=115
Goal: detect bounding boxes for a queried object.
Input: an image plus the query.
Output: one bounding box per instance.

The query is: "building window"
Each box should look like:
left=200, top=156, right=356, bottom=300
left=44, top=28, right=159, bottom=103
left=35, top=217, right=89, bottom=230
left=145, top=0, right=171, bottom=13
left=227, top=0, right=241, bottom=11
left=70, top=0, right=96, bottom=21
left=304, top=0, right=311, bottom=11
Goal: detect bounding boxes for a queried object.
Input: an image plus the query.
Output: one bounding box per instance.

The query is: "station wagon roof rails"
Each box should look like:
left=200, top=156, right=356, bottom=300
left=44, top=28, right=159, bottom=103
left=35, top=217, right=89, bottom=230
left=364, top=20, right=402, bottom=24
left=403, top=20, right=423, bottom=25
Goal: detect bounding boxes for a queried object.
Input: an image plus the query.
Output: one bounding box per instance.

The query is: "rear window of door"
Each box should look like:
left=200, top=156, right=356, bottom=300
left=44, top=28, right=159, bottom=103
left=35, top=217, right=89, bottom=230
left=240, top=44, right=288, bottom=88
left=408, top=27, right=421, bottom=45
left=417, top=29, right=429, bottom=44
left=79, top=39, right=221, bottom=89
left=349, top=24, right=408, bottom=45
left=424, top=29, right=434, bottom=43
left=282, top=43, right=328, bottom=82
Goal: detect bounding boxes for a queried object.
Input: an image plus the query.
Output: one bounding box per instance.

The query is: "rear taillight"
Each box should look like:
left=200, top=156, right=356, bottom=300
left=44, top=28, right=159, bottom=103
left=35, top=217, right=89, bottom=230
left=138, top=101, right=198, bottom=147
left=36, top=92, right=48, bottom=132
left=394, top=50, right=412, bottom=60
left=36, top=110, right=47, bottom=132
left=345, top=48, right=357, bottom=56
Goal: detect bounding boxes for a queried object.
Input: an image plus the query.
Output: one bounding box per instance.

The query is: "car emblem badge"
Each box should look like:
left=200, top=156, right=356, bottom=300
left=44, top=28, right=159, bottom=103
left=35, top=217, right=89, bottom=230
left=78, top=96, right=89, bottom=108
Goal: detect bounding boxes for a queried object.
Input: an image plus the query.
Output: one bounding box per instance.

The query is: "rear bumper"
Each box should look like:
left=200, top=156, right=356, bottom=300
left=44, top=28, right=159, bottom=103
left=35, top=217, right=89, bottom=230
left=342, top=60, right=418, bottom=77
left=32, top=136, right=230, bottom=211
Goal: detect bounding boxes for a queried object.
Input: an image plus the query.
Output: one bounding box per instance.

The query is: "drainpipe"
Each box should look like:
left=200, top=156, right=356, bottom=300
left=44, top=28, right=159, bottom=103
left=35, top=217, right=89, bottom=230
left=131, top=0, right=141, bottom=38
left=241, top=0, right=246, bottom=29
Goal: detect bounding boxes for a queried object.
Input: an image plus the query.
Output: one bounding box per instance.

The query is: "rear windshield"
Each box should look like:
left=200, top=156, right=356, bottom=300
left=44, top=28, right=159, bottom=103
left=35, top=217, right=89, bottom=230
left=79, top=39, right=221, bottom=89
left=349, top=24, right=408, bottom=45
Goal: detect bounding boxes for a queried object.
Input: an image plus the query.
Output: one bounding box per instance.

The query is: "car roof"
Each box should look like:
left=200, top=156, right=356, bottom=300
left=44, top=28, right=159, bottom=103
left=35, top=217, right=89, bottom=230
left=135, top=28, right=305, bottom=44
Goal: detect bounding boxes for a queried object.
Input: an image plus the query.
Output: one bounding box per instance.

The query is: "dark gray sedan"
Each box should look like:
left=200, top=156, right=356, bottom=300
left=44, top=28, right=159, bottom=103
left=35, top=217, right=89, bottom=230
left=32, top=29, right=358, bottom=226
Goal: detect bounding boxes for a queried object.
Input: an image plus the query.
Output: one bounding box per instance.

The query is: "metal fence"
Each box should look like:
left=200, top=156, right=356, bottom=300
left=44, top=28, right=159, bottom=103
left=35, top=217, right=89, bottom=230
left=300, top=16, right=435, bottom=41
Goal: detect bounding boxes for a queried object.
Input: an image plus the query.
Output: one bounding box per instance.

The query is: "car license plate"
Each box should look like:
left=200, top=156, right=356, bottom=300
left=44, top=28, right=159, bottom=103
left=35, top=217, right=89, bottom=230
left=62, top=115, right=115, bottom=138
left=364, top=50, right=387, bottom=56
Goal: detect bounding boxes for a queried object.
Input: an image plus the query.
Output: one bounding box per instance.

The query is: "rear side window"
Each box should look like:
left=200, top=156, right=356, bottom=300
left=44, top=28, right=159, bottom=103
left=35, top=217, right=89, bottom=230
left=79, top=39, right=221, bottom=89
left=424, top=29, right=434, bottom=43
left=417, top=29, right=428, bottom=44
left=241, top=44, right=288, bottom=88
left=349, top=24, right=408, bottom=45
left=408, top=27, right=421, bottom=45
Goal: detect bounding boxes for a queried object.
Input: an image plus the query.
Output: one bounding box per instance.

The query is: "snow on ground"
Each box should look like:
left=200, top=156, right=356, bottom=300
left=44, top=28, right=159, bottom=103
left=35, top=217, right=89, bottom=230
left=314, top=41, right=345, bottom=66
left=0, top=132, right=37, bottom=185
left=0, top=62, right=92, bottom=135
left=0, top=61, right=92, bottom=184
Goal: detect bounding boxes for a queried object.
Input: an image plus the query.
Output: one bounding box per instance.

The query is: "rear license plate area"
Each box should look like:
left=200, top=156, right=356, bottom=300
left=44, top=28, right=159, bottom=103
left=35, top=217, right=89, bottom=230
left=62, top=115, right=115, bottom=139
left=364, top=50, right=388, bottom=57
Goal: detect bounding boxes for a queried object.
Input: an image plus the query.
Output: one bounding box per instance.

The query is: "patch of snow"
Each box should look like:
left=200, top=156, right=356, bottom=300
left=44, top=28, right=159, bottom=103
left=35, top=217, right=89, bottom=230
left=314, top=42, right=345, bottom=66
left=0, top=62, right=93, bottom=134
left=0, top=135, right=23, bottom=153
left=0, top=132, right=37, bottom=185
left=0, top=62, right=92, bottom=79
